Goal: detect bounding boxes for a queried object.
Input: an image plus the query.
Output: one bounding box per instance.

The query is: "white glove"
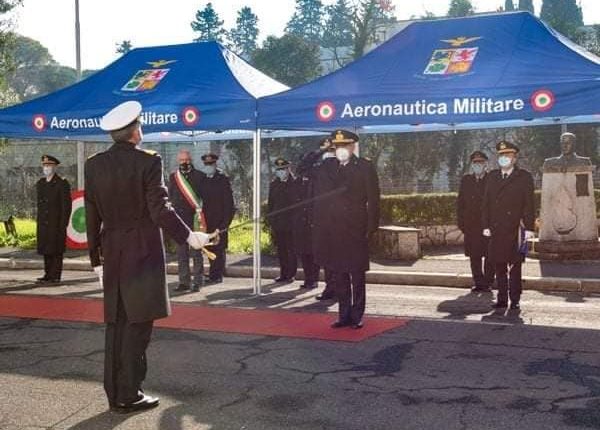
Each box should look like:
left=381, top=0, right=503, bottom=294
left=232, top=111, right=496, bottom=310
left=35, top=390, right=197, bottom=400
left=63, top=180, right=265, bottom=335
left=524, top=230, right=535, bottom=240
left=93, top=265, right=103, bottom=288
left=187, top=231, right=211, bottom=249
left=482, top=229, right=491, bottom=237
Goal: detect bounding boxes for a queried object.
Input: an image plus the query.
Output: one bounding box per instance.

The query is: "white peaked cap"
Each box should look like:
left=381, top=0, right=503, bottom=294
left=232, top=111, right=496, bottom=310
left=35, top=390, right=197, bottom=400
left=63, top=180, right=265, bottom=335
left=99, top=101, right=142, bottom=131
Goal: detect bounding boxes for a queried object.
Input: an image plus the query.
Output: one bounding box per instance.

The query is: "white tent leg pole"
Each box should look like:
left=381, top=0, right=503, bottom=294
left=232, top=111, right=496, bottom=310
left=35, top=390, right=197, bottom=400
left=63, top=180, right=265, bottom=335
left=77, top=141, right=85, bottom=189
left=252, top=129, right=262, bottom=295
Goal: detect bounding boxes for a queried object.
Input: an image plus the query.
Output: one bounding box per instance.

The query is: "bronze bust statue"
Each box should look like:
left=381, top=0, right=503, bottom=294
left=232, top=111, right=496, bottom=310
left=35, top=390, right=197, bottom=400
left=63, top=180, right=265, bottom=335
left=542, top=132, right=592, bottom=173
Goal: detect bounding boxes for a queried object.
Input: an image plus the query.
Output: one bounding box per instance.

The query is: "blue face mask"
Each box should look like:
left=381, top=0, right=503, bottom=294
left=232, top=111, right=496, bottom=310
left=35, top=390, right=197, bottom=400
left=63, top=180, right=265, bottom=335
left=471, top=163, right=485, bottom=175
left=275, top=169, right=289, bottom=181
left=498, top=155, right=512, bottom=168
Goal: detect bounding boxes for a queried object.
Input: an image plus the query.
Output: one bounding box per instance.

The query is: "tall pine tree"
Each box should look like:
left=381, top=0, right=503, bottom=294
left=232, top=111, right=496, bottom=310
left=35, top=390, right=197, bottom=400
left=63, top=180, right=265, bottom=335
left=518, top=0, right=534, bottom=14
left=504, top=0, right=515, bottom=12
left=285, top=0, right=324, bottom=44
left=322, top=0, right=353, bottom=48
left=229, top=6, right=259, bottom=58
left=447, top=0, right=475, bottom=17
left=191, top=2, right=227, bottom=43
left=540, top=0, right=583, bottom=39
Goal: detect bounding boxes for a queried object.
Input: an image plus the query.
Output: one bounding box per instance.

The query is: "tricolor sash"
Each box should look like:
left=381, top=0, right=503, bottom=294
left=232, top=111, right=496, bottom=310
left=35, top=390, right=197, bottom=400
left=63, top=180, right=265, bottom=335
left=174, top=170, right=207, bottom=232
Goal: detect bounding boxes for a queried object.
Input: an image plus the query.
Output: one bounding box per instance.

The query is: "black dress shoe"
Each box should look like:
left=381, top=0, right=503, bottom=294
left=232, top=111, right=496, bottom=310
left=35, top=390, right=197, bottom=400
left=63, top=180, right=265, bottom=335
left=191, top=285, right=201, bottom=292
left=174, top=284, right=190, bottom=292
left=207, top=277, right=223, bottom=285
left=351, top=321, right=364, bottom=329
left=36, top=276, right=49, bottom=282
left=493, top=302, right=508, bottom=309
left=274, top=277, right=294, bottom=284
left=300, top=282, right=318, bottom=289
left=510, top=302, right=520, bottom=310
left=316, top=291, right=335, bottom=301
left=113, top=394, right=159, bottom=414
left=45, top=279, right=61, bottom=286
left=330, top=320, right=350, bottom=328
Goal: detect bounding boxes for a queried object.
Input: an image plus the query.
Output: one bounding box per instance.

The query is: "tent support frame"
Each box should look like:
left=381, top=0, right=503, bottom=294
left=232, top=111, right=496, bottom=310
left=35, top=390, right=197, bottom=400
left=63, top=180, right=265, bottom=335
left=252, top=129, right=262, bottom=295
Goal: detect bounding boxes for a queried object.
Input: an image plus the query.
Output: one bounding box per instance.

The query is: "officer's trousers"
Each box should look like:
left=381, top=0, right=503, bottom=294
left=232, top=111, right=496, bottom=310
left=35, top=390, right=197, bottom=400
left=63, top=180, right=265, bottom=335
left=495, top=262, right=522, bottom=304
left=43, top=254, right=63, bottom=280
left=273, top=229, right=297, bottom=279
left=335, top=271, right=366, bottom=324
left=208, top=231, right=228, bottom=280
left=104, top=295, right=153, bottom=406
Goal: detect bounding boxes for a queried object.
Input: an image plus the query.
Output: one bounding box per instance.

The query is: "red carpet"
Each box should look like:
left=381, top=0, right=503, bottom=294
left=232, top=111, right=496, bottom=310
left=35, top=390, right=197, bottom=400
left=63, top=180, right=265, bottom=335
left=0, top=295, right=407, bottom=342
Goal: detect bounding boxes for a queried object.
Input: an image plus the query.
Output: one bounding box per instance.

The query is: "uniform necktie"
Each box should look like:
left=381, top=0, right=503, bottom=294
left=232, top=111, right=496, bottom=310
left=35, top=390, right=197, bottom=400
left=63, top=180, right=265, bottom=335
left=502, top=173, right=508, bottom=179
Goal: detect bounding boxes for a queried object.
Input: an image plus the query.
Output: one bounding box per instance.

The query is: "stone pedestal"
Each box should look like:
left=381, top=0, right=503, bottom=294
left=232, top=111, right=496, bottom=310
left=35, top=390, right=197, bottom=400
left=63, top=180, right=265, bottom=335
left=536, top=164, right=600, bottom=260
left=369, top=226, right=421, bottom=260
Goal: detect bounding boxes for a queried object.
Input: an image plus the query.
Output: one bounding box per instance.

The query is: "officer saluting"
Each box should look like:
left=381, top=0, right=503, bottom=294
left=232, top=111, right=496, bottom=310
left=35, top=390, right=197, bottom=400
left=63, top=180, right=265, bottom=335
left=85, top=101, right=211, bottom=413
left=35, top=154, right=71, bottom=284
left=314, top=130, right=380, bottom=329
left=482, top=141, right=535, bottom=310
left=198, top=153, right=235, bottom=285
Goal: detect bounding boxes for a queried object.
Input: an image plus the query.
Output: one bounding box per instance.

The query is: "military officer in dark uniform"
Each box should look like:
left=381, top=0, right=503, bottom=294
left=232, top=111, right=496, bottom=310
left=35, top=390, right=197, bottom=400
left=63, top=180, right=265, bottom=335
left=482, top=141, right=535, bottom=310
left=35, top=154, right=71, bottom=284
left=314, top=130, right=380, bottom=329
left=85, top=101, right=211, bottom=413
left=457, top=150, right=494, bottom=292
left=294, top=138, right=337, bottom=297
left=267, top=157, right=297, bottom=283
left=168, top=149, right=206, bottom=292
left=198, top=153, right=235, bottom=285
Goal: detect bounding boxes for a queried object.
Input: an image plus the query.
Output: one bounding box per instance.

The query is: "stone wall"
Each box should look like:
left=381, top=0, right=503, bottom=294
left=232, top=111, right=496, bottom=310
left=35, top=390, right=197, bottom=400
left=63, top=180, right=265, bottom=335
left=417, top=224, right=464, bottom=247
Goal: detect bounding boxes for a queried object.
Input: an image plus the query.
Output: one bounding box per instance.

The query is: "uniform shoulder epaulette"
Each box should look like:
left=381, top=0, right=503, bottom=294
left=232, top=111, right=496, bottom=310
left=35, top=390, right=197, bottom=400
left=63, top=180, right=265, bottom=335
left=217, top=168, right=228, bottom=177
left=141, top=149, right=159, bottom=156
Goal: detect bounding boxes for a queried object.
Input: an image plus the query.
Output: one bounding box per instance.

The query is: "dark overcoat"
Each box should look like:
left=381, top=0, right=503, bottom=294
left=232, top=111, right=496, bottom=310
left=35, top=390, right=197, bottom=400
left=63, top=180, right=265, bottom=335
left=291, top=150, right=323, bottom=254
left=167, top=169, right=205, bottom=229
left=457, top=173, right=489, bottom=257
left=267, top=178, right=295, bottom=233
left=36, top=174, right=71, bottom=255
left=198, top=170, right=235, bottom=232
left=84, top=142, right=190, bottom=324
left=313, top=155, right=380, bottom=272
left=481, top=167, right=535, bottom=264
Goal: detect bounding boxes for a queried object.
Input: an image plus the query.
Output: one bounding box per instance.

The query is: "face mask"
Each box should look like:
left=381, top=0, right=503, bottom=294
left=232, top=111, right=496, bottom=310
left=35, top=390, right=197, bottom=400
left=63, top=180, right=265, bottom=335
left=42, top=166, right=55, bottom=177
left=322, top=152, right=335, bottom=160
left=471, top=163, right=485, bottom=175
left=275, top=169, right=289, bottom=181
left=498, top=155, right=512, bottom=168
left=203, top=165, right=216, bottom=176
left=179, top=162, right=192, bottom=173
left=335, top=147, right=351, bottom=163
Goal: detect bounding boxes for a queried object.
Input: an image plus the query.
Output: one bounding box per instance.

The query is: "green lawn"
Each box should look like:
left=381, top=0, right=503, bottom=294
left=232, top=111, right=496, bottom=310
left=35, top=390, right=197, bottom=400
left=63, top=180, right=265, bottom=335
left=0, top=217, right=274, bottom=254
left=0, top=218, right=37, bottom=249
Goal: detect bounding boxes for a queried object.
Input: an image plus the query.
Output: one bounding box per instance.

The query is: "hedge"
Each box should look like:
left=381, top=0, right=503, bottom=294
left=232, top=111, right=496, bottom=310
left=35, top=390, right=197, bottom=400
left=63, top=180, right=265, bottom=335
left=380, top=190, right=600, bottom=226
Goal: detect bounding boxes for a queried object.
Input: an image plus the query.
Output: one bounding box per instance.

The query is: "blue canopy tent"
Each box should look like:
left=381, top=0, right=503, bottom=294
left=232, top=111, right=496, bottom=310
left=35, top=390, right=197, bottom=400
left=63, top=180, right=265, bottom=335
left=0, top=41, right=288, bottom=294
left=258, top=11, right=600, bottom=131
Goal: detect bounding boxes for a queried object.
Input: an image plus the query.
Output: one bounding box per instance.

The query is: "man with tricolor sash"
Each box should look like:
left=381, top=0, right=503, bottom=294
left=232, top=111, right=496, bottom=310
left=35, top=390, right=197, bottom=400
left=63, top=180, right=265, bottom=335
left=168, top=149, right=206, bottom=292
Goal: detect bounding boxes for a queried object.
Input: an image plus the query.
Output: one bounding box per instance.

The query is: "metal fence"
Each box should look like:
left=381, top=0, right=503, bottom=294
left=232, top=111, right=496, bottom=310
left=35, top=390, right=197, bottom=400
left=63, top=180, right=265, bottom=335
left=1, top=124, right=598, bottom=219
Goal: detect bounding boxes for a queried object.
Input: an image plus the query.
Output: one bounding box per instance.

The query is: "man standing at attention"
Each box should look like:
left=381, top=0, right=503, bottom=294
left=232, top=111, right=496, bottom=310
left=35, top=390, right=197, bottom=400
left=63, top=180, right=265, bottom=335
left=482, top=141, right=535, bottom=311
left=85, top=101, right=211, bottom=413
left=168, top=149, right=205, bottom=292
left=457, top=150, right=494, bottom=293
left=35, top=154, right=71, bottom=285
left=198, top=153, right=235, bottom=285
left=314, top=130, right=380, bottom=329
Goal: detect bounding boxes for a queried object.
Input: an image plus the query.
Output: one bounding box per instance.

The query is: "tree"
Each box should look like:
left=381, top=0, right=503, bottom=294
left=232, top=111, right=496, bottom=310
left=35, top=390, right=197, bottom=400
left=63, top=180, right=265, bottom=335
left=447, top=0, right=475, bottom=18
left=252, top=34, right=321, bottom=87
left=191, top=2, right=226, bottom=43
left=350, top=0, right=397, bottom=59
left=540, top=0, right=583, bottom=40
left=0, top=0, right=22, bottom=106
left=322, top=0, right=353, bottom=48
left=286, top=0, right=324, bottom=44
left=504, top=0, right=515, bottom=11
left=229, top=6, right=259, bottom=58
left=116, top=40, right=132, bottom=55
left=518, top=0, right=534, bottom=14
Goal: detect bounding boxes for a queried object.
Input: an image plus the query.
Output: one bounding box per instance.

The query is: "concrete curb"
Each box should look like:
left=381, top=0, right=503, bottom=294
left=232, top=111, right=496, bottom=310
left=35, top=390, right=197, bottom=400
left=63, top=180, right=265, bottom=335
left=1, top=257, right=596, bottom=293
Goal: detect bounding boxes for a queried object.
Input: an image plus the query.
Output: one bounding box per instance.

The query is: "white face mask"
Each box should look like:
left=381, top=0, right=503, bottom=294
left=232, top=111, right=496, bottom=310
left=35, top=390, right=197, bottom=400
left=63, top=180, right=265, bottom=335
left=471, top=163, right=485, bottom=175
left=498, top=155, right=513, bottom=169
left=275, top=169, right=289, bottom=181
left=322, top=152, right=335, bottom=160
left=203, top=165, right=216, bottom=176
left=335, top=147, right=351, bottom=163
left=42, top=166, right=55, bottom=177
